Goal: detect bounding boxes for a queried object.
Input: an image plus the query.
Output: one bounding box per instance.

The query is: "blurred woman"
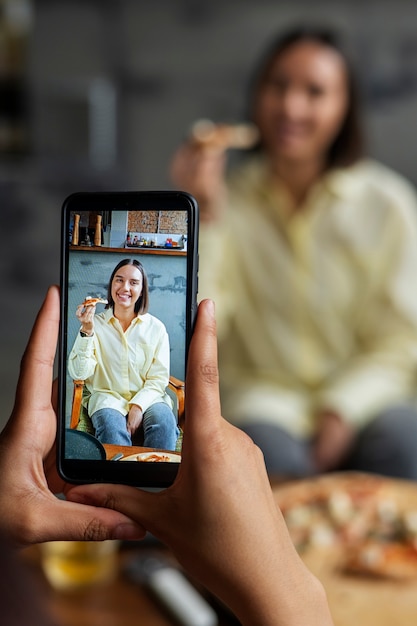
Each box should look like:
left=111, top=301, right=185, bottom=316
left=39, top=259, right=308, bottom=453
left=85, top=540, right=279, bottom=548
left=171, top=26, right=417, bottom=478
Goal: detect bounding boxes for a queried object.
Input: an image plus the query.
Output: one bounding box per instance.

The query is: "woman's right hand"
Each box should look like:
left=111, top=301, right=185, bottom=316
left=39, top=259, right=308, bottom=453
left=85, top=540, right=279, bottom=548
left=170, top=141, right=228, bottom=223
left=75, top=303, right=95, bottom=336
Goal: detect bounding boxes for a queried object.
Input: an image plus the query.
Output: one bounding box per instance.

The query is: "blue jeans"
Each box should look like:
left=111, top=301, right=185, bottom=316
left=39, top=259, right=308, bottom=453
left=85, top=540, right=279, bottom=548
left=91, top=402, right=179, bottom=450
left=241, top=404, right=417, bottom=480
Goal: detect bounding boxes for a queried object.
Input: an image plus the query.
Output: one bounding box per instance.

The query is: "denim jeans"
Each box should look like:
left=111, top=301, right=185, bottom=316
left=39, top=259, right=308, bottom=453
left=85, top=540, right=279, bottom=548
left=91, top=402, right=179, bottom=451
left=241, top=404, right=417, bottom=480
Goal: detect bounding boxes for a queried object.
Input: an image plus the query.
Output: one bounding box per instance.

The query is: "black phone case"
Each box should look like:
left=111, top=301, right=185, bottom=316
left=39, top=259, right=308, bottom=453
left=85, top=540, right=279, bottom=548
left=57, top=191, right=199, bottom=487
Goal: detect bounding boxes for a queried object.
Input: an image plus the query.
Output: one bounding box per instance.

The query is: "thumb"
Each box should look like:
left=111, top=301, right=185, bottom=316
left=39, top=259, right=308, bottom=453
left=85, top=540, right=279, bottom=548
left=15, top=496, right=147, bottom=546
left=13, top=285, right=60, bottom=417
left=66, top=484, right=165, bottom=536
left=184, top=299, right=221, bottom=443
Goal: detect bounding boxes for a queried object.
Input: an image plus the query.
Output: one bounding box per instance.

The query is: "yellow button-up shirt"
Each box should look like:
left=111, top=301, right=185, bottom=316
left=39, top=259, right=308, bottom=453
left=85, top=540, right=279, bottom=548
left=68, top=308, right=172, bottom=417
left=199, top=157, right=417, bottom=437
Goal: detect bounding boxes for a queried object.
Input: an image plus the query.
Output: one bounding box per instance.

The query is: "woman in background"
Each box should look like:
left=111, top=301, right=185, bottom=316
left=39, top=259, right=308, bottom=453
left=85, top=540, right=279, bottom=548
left=171, top=26, right=417, bottom=478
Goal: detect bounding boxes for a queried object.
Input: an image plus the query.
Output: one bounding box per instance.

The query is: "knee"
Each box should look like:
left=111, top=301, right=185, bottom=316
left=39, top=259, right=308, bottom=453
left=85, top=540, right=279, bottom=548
left=357, top=406, right=417, bottom=479
left=145, top=404, right=177, bottom=429
left=370, top=406, right=417, bottom=444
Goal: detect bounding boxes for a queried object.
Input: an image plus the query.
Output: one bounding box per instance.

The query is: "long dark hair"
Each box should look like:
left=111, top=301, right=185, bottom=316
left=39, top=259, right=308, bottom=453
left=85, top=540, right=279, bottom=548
left=247, top=25, right=364, bottom=168
left=106, top=258, right=149, bottom=314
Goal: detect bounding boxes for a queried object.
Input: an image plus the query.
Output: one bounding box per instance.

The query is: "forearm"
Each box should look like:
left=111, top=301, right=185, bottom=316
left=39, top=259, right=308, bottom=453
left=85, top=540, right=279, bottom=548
left=68, top=335, right=96, bottom=380
left=239, top=582, right=332, bottom=626
left=187, top=510, right=334, bottom=626
left=221, top=552, right=333, bottom=626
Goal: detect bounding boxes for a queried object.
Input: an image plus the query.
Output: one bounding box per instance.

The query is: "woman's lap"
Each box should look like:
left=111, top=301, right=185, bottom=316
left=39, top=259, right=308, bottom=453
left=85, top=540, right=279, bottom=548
left=240, top=404, right=417, bottom=480
left=91, top=403, right=179, bottom=450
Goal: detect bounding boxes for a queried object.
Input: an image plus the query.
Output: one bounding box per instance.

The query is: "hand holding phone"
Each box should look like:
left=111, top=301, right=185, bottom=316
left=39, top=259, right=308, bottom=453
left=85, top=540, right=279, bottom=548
left=58, top=191, right=198, bottom=488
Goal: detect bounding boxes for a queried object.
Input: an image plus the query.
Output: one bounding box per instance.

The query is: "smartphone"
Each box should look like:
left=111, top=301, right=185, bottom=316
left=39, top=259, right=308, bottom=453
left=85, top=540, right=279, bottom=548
left=58, top=191, right=199, bottom=487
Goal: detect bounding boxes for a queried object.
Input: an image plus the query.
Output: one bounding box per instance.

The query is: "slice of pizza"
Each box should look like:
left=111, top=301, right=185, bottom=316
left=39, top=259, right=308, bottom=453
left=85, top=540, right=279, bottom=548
left=82, top=296, right=108, bottom=307
left=344, top=539, right=417, bottom=580
left=190, top=119, right=260, bottom=150
left=141, top=454, right=172, bottom=463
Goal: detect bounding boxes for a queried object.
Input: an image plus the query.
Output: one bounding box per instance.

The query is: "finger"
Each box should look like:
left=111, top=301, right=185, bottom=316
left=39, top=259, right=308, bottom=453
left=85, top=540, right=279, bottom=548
left=14, top=286, right=60, bottom=415
left=67, top=484, right=160, bottom=535
left=185, top=299, right=221, bottom=441
left=22, top=497, right=147, bottom=545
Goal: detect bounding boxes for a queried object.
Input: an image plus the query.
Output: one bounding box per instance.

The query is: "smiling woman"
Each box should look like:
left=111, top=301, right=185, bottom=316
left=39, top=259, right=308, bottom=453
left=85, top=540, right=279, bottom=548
left=106, top=259, right=148, bottom=324
left=68, top=258, right=179, bottom=451
left=248, top=27, right=362, bottom=175
left=252, top=40, right=349, bottom=174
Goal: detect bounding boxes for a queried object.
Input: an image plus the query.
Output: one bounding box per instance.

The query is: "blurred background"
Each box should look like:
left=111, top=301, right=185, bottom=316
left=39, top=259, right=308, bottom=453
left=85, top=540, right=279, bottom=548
left=1, top=0, right=417, bottom=428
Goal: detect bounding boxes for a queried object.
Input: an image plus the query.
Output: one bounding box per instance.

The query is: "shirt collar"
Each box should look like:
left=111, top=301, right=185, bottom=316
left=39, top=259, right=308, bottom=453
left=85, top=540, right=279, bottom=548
left=245, top=155, right=366, bottom=203
left=102, top=306, right=144, bottom=325
left=321, top=162, right=366, bottom=199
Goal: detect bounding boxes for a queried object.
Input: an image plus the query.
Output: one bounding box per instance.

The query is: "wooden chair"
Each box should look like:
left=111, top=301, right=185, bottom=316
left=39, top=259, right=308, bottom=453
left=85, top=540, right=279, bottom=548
left=70, top=376, right=185, bottom=432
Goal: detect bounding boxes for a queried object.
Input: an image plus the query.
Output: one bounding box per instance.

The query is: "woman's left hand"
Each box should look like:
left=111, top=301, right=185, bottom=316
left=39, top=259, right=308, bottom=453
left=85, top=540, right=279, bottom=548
left=0, top=286, right=146, bottom=548
left=127, top=404, right=143, bottom=437
left=313, top=410, right=356, bottom=472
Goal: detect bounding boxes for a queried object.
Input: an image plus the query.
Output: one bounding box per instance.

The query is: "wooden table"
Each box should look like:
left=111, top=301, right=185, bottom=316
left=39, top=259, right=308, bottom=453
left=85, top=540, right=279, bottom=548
left=302, top=547, right=417, bottom=626
left=103, top=444, right=159, bottom=460
left=21, top=544, right=238, bottom=626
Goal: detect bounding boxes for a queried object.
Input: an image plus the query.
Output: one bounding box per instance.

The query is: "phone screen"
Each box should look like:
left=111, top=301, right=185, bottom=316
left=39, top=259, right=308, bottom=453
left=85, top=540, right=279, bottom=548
left=58, top=191, right=198, bottom=487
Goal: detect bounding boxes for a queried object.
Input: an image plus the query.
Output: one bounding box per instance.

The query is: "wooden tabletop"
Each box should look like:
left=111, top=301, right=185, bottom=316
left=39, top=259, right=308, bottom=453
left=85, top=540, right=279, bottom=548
left=21, top=544, right=238, bottom=626
left=103, top=444, right=157, bottom=460
left=103, top=444, right=181, bottom=462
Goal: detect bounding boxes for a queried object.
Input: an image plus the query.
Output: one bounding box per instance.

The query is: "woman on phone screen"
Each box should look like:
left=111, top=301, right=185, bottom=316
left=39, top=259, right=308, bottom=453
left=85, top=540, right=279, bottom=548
left=69, top=258, right=179, bottom=451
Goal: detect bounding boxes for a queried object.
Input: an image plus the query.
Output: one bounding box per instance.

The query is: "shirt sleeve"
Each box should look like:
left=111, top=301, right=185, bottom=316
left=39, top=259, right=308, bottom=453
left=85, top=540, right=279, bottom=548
left=199, top=220, right=239, bottom=341
left=67, top=332, right=97, bottom=380
left=316, top=192, right=417, bottom=427
left=129, top=326, right=171, bottom=412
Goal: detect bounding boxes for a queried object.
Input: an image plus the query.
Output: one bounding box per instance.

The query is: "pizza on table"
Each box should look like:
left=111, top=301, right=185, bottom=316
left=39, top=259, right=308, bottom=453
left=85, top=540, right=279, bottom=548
left=273, top=472, right=417, bottom=580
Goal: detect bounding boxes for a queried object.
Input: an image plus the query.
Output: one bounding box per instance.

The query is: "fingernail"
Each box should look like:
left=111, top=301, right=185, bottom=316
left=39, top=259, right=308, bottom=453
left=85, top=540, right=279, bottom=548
left=66, top=491, right=89, bottom=505
left=113, top=524, right=146, bottom=541
left=205, top=298, right=215, bottom=317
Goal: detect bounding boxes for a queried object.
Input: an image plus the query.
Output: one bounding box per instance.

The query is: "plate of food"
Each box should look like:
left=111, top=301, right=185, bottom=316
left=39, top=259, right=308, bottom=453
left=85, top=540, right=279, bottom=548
left=121, top=451, right=181, bottom=463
